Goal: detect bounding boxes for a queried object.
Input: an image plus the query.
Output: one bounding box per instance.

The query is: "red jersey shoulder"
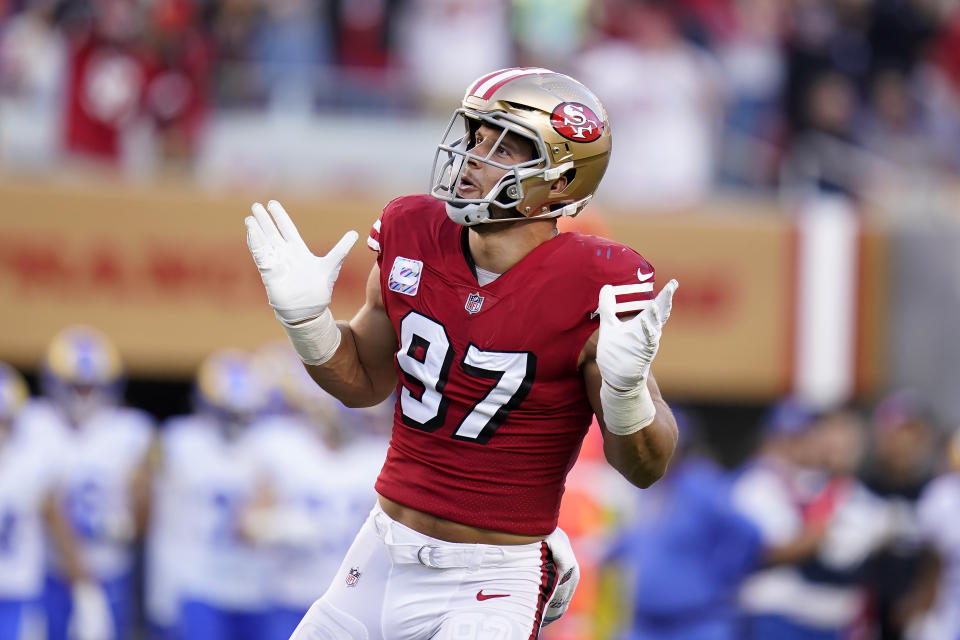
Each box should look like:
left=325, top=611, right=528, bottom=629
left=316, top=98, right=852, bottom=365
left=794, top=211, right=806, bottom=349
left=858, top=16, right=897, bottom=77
left=561, top=232, right=654, bottom=285
left=368, top=194, right=445, bottom=255
left=558, top=232, right=656, bottom=315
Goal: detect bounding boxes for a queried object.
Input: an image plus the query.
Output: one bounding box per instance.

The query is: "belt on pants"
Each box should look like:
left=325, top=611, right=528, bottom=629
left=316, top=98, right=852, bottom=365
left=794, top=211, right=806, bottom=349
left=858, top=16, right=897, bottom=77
left=372, top=506, right=507, bottom=570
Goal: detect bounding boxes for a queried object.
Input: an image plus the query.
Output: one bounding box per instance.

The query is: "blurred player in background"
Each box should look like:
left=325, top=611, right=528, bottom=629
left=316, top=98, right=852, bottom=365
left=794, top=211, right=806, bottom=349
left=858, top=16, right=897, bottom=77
left=158, top=348, right=271, bottom=640
left=143, top=401, right=189, bottom=640
left=860, top=391, right=939, bottom=640
left=243, top=342, right=388, bottom=640
left=22, top=326, right=154, bottom=640
left=0, top=361, right=109, bottom=640
left=906, top=428, right=960, bottom=639
left=603, top=412, right=766, bottom=640
left=245, top=67, right=680, bottom=638
left=732, top=401, right=834, bottom=639
left=800, top=408, right=903, bottom=639
left=735, top=403, right=902, bottom=640
left=0, top=361, right=37, bottom=640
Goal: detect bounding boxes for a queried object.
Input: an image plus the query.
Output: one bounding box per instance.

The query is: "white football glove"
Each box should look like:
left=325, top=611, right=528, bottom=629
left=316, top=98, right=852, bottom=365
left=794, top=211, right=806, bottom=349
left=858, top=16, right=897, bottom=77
left=245, top=200, right=358, bottom=365
left=596, top=278, right=678, bottom=391
left=543, top=527, right=580, bottom=626
left=69, top=581, right=113, bottom=640
left=596, top=279, right=677, bottom=434
left=245, top=200, right=358, bottom=323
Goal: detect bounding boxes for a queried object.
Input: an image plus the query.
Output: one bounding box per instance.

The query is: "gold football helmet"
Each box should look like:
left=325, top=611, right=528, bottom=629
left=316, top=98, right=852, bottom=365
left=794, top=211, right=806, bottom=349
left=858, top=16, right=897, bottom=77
left=195, top=348, right=269, bottom=417
left=44, top=325, right=122, bottom=386
left=42, top=325, right=123, bottom=423
left=0, top=362, right=28, bottom=423
left=430, top=67, right=612, bottom=226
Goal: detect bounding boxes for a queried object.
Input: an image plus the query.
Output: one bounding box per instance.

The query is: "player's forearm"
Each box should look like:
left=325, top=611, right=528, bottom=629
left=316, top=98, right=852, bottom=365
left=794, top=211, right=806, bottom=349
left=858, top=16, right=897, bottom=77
left=43, top=493, right=90, bottom=584
left=602, top=395, right=677, bottom=488
left=762, top=526, right=824, bottom=567
left=304, top=321, right=396, bottom=408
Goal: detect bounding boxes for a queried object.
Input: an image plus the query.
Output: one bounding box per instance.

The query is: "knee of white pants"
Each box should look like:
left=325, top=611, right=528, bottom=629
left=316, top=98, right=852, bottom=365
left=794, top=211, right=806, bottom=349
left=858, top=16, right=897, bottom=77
left=434, top=611, right=535, bottom=640
left=288, top=599, right=370, bottom=640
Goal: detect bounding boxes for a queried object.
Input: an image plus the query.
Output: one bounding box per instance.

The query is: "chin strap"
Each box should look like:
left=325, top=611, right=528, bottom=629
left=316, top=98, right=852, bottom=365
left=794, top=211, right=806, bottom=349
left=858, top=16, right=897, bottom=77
left=446, top=195, right=591, bottom=227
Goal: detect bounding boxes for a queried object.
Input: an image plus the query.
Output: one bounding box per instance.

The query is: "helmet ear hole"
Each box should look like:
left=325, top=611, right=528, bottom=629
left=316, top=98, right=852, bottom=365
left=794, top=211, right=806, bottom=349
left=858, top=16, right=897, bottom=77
left=557, top=168, right=576, bottom=191
left=495, top=183, right=519, bottom=206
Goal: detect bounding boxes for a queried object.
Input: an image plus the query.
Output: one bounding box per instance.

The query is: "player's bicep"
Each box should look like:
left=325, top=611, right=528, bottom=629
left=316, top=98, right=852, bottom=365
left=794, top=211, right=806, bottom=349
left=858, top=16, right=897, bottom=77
left=347, top=263, right=398, bottom=398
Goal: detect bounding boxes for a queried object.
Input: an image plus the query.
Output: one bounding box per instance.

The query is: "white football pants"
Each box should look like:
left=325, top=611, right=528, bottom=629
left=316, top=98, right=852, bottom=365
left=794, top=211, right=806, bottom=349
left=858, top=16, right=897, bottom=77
left=288, top=502, right=559, bottom=639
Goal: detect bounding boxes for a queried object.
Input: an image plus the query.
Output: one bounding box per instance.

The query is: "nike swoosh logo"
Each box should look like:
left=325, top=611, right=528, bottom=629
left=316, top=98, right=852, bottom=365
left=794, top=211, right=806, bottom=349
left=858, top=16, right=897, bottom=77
left=476, top=590, right=511, bottom=601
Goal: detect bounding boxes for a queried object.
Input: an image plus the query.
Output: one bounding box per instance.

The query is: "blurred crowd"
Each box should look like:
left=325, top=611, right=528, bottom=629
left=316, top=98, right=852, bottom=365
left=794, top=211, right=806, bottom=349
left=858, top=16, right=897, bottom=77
left=3, top=0, right=960, bottom=209
left=1, top=326, right=958, bottom=640
left=589, top=397, right=960, bottom=640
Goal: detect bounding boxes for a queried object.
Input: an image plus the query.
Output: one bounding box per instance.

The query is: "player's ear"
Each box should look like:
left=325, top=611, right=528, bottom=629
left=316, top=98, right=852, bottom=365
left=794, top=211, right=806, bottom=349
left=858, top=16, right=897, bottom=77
left=549, top=174, right=569, bottom=194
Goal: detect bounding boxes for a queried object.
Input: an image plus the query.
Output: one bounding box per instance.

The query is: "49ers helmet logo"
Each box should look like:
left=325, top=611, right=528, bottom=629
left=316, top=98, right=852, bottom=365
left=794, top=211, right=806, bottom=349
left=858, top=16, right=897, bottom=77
left=550, top=102, right=603, bottom=142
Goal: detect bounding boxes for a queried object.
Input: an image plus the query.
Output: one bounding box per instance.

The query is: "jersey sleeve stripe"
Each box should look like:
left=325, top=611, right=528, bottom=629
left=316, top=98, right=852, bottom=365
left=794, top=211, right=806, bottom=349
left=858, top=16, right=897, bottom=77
left=612, top=300, right=653, bottom=314
left=368, top=217, right=382, bottom=253
left=609, top=283, right=654, bottom=295
left=590, top=299, right=653, bottom=318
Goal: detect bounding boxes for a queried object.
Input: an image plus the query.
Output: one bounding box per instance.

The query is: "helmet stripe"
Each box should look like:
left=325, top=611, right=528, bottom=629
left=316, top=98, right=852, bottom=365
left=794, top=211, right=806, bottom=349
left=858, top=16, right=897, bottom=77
left=471, top=67, right=554, bottom=100
left=468, top=69, right=511, bottom=96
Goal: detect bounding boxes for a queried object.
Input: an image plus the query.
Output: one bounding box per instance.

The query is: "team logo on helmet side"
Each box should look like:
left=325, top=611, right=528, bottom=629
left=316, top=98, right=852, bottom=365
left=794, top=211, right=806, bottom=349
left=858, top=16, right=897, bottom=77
left=550, top=102, right=603, bottom=142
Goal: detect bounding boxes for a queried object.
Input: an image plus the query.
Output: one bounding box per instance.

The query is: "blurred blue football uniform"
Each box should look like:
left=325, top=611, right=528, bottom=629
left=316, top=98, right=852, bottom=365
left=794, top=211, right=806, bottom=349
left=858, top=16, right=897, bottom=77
left=607, top=455, right=763, bottom=640
left=163, top=348, right=278, bottom=640
left=145, top=414, right=205, bottom=640
left=162, top=411, right=270, bottom=640
left=0, top=387, right=57, bottom=640
left=29, top=400, right=153, bottom=640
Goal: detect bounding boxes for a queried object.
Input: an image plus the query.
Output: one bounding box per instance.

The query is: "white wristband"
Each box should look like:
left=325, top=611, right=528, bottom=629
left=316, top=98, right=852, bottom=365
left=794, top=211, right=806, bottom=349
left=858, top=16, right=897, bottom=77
left=600, top=380, right=657, bottom=435
left=276, top=309, right=342, bottom=366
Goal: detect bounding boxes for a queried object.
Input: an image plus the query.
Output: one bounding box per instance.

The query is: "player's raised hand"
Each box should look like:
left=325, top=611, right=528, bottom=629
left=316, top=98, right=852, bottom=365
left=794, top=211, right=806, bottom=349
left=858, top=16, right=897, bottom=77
left=245, top=200, right=358, bottom=324
left=596, top=279, right=678, bottom=391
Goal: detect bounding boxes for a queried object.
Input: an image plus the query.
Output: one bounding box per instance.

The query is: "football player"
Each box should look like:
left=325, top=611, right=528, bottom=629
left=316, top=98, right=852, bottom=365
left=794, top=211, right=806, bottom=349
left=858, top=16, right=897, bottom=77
left=245, top=67, right=680, bottom=638
left=0, top=361, right=105, bottom=640
left=30, top=327, right=154, bottom=640
left=242, top=342, right=388, bottom=640
left=160, top=349, right=272, bottom=640
left=909, top=428, right=960, bottom=640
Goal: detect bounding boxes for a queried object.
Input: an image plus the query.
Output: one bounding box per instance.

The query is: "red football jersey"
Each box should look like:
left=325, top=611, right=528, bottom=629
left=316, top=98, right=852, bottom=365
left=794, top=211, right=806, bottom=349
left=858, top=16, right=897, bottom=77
left=370, top=195, right=655, bottom=535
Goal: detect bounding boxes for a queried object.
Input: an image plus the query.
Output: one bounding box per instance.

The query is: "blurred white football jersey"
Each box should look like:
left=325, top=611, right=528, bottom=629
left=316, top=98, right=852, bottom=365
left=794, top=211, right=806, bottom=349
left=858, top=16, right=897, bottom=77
left=164, top=413, right=268, bottom=609
left=144, top=414, right=205, bottom=628
left=248, top=414, right=388, bottom=609
left=0, top=406, right=59, bottom=599
left=23, top=399, right=153, bottom=580
left=912, top=473, right=960, bottom=640
left=733, top=459, right=866, bottom=630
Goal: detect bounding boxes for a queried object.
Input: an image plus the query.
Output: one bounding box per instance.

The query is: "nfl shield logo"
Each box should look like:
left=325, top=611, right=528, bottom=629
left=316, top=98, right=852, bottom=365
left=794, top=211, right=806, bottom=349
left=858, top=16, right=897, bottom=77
left=346, top=567, right=361, bottom=587
left=465, top=292, right=484, bottom=314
